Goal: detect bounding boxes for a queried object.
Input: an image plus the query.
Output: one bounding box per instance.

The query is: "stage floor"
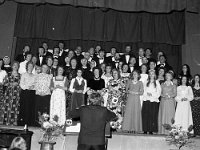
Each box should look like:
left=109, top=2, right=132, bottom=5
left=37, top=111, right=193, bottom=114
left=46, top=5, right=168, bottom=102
left=0, top=125, right=200, bottom=150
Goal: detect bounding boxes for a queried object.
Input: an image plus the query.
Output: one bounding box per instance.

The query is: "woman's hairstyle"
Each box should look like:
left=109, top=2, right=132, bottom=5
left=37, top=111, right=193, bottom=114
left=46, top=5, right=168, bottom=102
left=192, top=74, right=200, bottom=87
left=93, top=67, right=102, bottom=77
left=130, top=70, right=141, bottom=80
left=105, top=63, right=112, bottom=73
left=158, top=67, right=166, bottom=76
left=179, top=64, right=192, bottom=78
left=112, top=69, right=121, bottom=79
left=165, top=71, right=174, bottom=81
left=90, top=60, right=96, bottom=67
left=179, top=75, right=189, bottom=86
left=25, top=52, right=32, bottom=59
left=12, top=61, right=20, bottom=71
left=70, top=58, right=77, bottom=66
left=45, top=56, right=53, bottom=63
left=25, top=61, right=34, bottom=72
left=140, top=64, right=148, bottom=73
left=147, top=70, right=157, bottom=88
left=9, top=137, right=27, bottom=150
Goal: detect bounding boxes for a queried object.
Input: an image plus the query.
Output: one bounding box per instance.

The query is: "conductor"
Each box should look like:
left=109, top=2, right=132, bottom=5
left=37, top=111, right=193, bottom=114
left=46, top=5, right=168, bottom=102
left=69, top=92, right=116, bottom=150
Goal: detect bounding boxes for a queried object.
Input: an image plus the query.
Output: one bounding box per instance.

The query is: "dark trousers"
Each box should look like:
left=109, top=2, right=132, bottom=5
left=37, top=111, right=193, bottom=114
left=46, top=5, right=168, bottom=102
left=78, top=144, right=105, bottom=150
left=142, top=101, right=159, bottom=132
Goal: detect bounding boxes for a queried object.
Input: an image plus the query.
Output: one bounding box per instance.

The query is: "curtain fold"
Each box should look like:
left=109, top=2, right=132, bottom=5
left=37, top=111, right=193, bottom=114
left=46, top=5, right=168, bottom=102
left=14, top=4, right=185, bottom=45
left=12, top=0, right=200, bottom=13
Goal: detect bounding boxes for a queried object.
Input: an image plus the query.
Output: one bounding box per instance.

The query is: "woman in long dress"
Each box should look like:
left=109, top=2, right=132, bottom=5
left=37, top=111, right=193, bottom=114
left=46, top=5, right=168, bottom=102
left=142, top=70, right=161, bottom=134
left=69, top=69, right=87, bottom=111
left=0, top=62, right=20, bottom=125
left=174, top=76, right=193, bottom=131
left=158, top=72, right=177, bottom=134
left=122, top=70, right=144, bottom=133
left=50, top=66, right=68, bottom=125
left=191, top=74, right=200, bottom=135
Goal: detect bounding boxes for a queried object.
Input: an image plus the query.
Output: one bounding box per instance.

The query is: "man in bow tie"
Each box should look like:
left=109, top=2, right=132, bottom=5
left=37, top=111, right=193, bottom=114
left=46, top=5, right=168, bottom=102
left=121, top=45, right=134, bottom=64
left=156, top=55, right=172, bottom=72
left=137, top=48, right=145, bottom=67
left=15, top=45, right=31, bottom=63
left=94, top=49, right=109, bottom=67
left=36, top=47, right=46, bottom=66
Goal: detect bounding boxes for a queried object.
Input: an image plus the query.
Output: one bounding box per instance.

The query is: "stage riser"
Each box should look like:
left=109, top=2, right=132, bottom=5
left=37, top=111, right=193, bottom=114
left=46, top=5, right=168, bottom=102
left=1, top=126, right=199, bottom=150
left=28, top=128, right=200, bottom=150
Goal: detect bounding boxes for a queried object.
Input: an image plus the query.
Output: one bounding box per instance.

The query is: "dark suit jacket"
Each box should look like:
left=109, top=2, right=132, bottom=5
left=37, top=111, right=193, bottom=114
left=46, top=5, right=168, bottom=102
left=156, top=63, right=173, bottom=72
left=69, top=105, right=116, bottom=145
left=93, top=57, right=109, bottom=66
left=15, top=54, right=25, bottom=63
left=36, top=55, right=47, bottom=66
left=121, top=54, right=135, bottom=64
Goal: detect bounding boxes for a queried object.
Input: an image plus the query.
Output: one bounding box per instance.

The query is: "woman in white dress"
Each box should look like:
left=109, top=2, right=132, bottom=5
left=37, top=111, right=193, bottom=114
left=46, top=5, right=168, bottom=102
left=175, top=76, right=193, bottom=131
left=101, top=64, right=113, bottom=87
left=50, top=66, right=68, bottom=125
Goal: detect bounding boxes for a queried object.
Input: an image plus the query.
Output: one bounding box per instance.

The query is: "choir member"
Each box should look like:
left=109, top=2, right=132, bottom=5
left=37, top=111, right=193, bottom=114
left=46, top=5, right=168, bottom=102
left=156, top=55, right=172, bottom=72
left=58, top=41, right=68, bottom=58
left=121, top=45, right=133, bottom=64
left=100, top=63, right=106, bottom=75
left=89, top=60, right=96, bottom=72
left=15, top=45, right=30, bottom=63
left=142, top=70, right=161, bottom=134
left=3, top=56, right=12, bottom=73
left=120, top=63, right=130, bottom=78
left=69, top=69, right=87, bottom=111
left=0, top=61, right=19, bottom=125
left=140, top=64, right=148, bottom=84
left=36, top=47, right=46, bottom=66
left=31, top=55, right=38, bottom=74
left=81, top=58, right=93, bottom=82
left=174, top=76, right=193, bottom=132
left=148, top=60, right=157, bottom=73
left=95, top=45, right=101, bottom=56
left=66, top=58, right=78, bottom=81
left=191, top=74, right=200, bottom=136
left=128, top=56, right=138, bottom=73
left=34, top=64, right=52, bottom=126
left=51, top=58, right=59, bottom=77
left=88, top=67, right=105, bottom=91
left=46, top=56, right=53, bottom=74
left=50, top=66, right=68, bottom=125
left=64, top=56, right=71, bottom=76
left=18, top=61, right=36, bottom=126
left=67, top=50, right=75, bottom=60
left=75, top=46, right=84, bottom=68
left=101, top=64, right=113, bottom=87
left=137, top=48, right=145, bottom=67
left=94, top=49, right=109, bottom=66
left=156, top=51, right=164, bottom=65
left=122, top=70, right=144, bottom=133
left=88, top=47, right=96, bottom=62
left=157, top=67, right=166, bottom=85
left=107, top=47, right=117, bottom=63
left=42, top=42, right=53, bottom=58
left=142, top=56, right=149, bottom=65
left=158, top=72, right=177, bottom=134
left=18, top=52, right=32, bottom=74
left=178, top=64, right=192, bottom=84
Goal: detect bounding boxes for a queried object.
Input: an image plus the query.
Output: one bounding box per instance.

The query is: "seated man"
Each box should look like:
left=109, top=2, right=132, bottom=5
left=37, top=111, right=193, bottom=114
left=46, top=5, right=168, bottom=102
left=69, top=93, right=116, bottom=150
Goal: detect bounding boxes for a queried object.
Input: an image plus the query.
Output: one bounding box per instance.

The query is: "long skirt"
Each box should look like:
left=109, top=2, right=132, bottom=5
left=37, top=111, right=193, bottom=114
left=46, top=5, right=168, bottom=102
left=71, top=92, right=85, bottom=111
left=18, top=90, right=36, bottom=126
left=35, top=95, right=51, bottom=126
left=50, top=89, right=66, bottom=125
left=191, top=100, right=200, bottom=135
left=122, top=94, right=142, bottom=132
left=142, top=101, right=159, bottom=132
left=158, top=98, right=176, bottom=134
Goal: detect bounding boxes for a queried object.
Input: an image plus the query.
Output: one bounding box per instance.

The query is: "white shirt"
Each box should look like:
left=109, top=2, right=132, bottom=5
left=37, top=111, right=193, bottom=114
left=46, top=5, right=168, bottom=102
left=175, top=86, right=194, bottom=102
left=125, top=55, right=130, bottom=64
left=39, top=56, right=43, bottom=65
left=130, top=66, right=134, bottom=72
left=18, top=60, right=28, bottom=74
left=0, top=70, right=7, bottom=83
left=143, top=80, right=161, bottom=102
left=140, top=74, right=148, bottom=84
left=99, top=58, right=104, bottom=64
left=69, top=77, right=87, bottom=94
left=101, top=75, right=113, bottom=88
left=139, top=56, right=143, bottom=66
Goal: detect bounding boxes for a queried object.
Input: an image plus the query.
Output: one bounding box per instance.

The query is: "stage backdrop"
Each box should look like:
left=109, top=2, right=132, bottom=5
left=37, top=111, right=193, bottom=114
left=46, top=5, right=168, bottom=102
left=14, top=4, right=184, bottom=74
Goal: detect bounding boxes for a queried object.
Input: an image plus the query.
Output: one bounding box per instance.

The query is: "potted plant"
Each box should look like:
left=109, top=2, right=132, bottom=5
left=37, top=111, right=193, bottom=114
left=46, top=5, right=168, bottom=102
left=38, top=113, right=64, bottom=150
left=163, top=119, right=193, bottom=150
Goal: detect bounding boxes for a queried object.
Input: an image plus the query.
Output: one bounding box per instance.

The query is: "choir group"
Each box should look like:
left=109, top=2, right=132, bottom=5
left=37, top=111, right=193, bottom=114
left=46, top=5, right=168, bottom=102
left=0, top=41, right=199, bottom=136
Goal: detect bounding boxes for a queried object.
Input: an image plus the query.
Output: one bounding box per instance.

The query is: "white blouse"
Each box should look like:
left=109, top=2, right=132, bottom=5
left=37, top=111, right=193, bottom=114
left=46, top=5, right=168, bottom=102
left=69, top=77, right=87, bottom=94
left=140, top=73, right=148, bottom=84
left=143, top=80, right=161, bottom=103
left=175, top=86, right=194, bottom=102
left=20, top=72, right=36, bottom=90
left=101, top=74, right=113, bottom=88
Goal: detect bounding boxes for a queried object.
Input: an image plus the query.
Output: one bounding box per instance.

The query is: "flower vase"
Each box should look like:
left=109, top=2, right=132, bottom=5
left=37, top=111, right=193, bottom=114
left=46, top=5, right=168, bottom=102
left=39, top=141, right=56, bottom=150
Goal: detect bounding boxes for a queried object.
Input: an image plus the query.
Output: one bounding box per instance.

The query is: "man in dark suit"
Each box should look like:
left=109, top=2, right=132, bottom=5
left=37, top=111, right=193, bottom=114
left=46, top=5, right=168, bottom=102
left=15, top=45, right=30, bottom=63
left=156, top=55, right=172, bottom=72
left=42, top=42, right=53, bottom=58
left=36, top=47, right=46, bottom=66
left=136, top=48, right=145, bottom=67
left=121, top=45, right=134, bottom=64
left=94, top=49, right=109, bottom=67
left=106, top=47, right=117, bottom=63
left=69, top=93, right=116, bottom=150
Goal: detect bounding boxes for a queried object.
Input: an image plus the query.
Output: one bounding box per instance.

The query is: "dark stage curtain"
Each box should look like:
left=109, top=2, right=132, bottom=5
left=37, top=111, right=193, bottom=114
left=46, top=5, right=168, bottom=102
left=12, top=0, right=200, bottom=13
left=14, top=4, right=185, bottom=45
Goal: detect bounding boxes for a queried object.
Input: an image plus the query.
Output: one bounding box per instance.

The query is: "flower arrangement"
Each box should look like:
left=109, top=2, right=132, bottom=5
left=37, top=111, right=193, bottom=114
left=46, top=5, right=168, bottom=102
left=38, top=112, right=64, bottom=142
left=163, top=119, right=193, bottom=149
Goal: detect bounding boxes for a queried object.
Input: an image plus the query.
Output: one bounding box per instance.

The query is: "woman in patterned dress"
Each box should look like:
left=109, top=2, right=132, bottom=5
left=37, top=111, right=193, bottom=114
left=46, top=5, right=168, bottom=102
left=1, top=61, right=20, bottom=125
left=50, top=66, right=68, bottom=125
left=191, top=74, right=200, bottom=136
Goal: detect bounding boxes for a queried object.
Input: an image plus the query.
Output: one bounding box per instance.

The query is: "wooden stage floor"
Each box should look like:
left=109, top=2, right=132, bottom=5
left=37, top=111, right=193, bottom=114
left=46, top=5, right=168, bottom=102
left=0, top=125, right=200, bottom=150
